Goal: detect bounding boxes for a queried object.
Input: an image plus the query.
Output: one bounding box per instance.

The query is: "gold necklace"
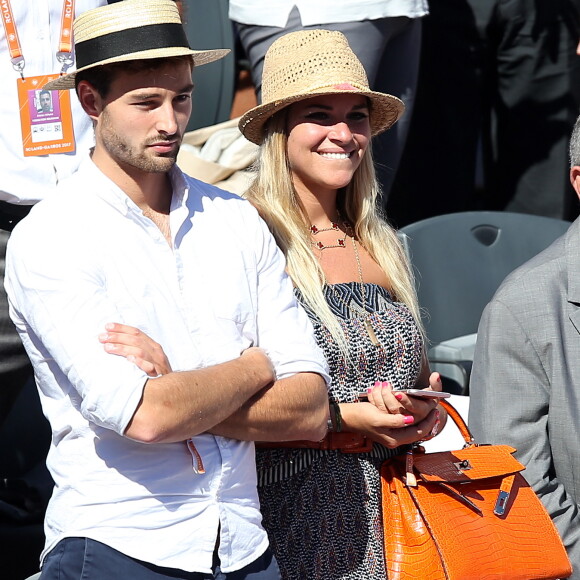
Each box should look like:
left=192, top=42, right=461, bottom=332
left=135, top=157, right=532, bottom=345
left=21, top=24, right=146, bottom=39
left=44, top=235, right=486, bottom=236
left=310, top=220, right=348, bottom=250
left=326, top=230, right=380, bottom=347
left=351, top=235, right=380, bottom=346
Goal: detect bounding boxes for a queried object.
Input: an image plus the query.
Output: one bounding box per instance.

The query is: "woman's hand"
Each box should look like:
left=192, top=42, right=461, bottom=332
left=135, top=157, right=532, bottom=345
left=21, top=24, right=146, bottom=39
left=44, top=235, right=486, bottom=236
left=365, top=379, right=440, bottom=420
left=99, top=322, right=172, bottom=377
left=340, top=400, right=440, bottom=448
left=359, top=373, right=445, bottom=443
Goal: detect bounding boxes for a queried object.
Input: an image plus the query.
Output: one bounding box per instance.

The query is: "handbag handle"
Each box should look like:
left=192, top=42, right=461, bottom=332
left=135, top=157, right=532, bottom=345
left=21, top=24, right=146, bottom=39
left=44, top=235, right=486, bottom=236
left=438, top=399, right=475, bottom=446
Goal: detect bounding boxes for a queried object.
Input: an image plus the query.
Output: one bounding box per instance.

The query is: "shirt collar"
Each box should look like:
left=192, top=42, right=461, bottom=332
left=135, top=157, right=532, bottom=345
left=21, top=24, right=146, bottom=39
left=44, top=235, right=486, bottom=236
left=79, top=155, right=190, bottom=219
left=168, top=163, right=189, bottom=213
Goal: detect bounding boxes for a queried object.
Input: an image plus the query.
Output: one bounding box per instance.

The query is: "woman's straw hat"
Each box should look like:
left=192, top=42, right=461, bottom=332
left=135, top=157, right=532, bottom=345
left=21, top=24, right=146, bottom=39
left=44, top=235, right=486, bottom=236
left=44, top=0, right=229, bottom=91
left=239, top=29, right=405, bottom=145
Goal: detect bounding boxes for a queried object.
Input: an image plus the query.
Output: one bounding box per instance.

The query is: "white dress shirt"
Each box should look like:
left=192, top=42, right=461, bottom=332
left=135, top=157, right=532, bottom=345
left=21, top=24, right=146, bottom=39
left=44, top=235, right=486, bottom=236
left=0, top=0, right=103, bottom=204
left=229, top=0, right=428, bottom=28
left=5, top=158, right=330, bottom=573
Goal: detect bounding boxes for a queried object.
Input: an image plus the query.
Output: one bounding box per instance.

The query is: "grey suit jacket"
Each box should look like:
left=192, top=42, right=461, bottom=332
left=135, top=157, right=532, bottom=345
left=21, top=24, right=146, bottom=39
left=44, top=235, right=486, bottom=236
left=470, top=218, right=580, bottom=578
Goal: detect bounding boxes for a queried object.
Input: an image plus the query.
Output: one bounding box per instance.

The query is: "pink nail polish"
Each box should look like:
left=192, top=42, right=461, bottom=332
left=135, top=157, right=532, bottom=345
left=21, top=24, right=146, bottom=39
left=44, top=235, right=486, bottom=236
left=403, top=415, right=415, bottom=425
left=374, top=381, right=381, bottom=387
left=394, top=393, right=403, bottom=401
left=431, top=421, right=440, bottom=437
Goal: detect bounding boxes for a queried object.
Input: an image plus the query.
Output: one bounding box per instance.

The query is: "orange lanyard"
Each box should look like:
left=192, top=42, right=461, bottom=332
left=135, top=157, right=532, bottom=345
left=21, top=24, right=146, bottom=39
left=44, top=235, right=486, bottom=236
left=1, top=0, right=76, bottom=77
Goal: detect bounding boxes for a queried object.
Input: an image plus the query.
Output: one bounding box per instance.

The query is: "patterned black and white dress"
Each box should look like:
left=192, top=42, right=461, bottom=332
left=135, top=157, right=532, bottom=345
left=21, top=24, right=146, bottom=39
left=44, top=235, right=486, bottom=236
left=256, top=282, right=424, bottom=580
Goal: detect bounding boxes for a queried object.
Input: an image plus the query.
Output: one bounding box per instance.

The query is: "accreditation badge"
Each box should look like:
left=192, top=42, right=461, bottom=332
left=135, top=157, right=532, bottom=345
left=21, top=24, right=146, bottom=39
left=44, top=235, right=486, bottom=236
left=17, top=74, right=75, bottom=157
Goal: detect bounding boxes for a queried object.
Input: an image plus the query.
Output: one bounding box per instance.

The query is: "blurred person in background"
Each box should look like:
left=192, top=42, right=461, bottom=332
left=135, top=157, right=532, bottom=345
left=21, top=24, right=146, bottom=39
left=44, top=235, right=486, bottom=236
left=388, top=0, right=580, bottom=226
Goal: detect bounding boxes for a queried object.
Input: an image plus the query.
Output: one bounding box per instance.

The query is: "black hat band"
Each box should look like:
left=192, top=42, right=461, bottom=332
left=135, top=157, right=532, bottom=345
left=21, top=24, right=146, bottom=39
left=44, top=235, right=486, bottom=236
left=75, top=22, right=190, bottom=69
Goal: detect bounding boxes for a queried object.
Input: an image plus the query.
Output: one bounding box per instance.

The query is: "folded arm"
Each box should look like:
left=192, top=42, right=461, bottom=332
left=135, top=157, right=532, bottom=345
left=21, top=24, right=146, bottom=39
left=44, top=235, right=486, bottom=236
left=102, top=323, right=329, bottom=444
left=208, top=371, right=328, bottom=442
left=124, top=346, right=275, bottom=443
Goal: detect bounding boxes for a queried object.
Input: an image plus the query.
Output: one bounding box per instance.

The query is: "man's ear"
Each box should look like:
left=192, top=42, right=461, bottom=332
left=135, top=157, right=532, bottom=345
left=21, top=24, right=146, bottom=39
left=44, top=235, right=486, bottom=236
left=571, top=166, right=580, bottom=200
left=76, top=81, right=102, bottom=120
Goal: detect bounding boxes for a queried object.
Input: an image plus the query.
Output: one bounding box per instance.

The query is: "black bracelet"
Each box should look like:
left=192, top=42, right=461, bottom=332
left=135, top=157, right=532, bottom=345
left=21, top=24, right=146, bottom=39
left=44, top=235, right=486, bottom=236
left=327, top=411, right=334, bottom=433
left=329, top=400, right=342, bottom=433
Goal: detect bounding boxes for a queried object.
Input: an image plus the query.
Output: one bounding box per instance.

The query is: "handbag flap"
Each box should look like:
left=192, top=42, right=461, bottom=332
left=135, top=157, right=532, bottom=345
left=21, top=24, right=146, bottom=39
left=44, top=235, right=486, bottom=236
left=412, top=445, right=524, bottom=483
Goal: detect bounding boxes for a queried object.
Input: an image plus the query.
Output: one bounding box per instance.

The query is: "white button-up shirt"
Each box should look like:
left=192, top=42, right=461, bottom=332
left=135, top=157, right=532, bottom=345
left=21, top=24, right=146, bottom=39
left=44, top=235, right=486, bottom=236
left=0, top=0, right=103, bottom=204
left=5, top=158, right=330, bottom=573
left=229, top=0, right=428, bottom=28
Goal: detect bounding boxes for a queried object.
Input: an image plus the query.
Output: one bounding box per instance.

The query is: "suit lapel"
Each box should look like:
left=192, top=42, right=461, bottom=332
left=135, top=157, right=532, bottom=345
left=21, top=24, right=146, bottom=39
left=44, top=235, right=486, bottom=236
left=566, top=219, right=580, bottom=335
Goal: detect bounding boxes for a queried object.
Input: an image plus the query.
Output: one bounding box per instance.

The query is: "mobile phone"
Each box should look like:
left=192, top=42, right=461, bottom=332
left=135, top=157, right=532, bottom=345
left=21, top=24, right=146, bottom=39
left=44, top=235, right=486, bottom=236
left=358, top=389, right=451, bottom=399
left=399, top=389, right=451, bottom=399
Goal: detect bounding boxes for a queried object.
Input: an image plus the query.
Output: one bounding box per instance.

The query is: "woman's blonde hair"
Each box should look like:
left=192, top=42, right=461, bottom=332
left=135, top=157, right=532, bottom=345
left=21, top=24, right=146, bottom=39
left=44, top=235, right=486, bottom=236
left=244, top=111, right=423, bottom=350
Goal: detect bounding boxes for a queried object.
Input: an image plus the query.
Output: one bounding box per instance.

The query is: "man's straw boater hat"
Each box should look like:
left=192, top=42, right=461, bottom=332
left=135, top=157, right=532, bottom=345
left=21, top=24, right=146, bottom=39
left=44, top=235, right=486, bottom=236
left=43, top=0, right=229, bottom=91
left=239, top=29, right=405, bottom=145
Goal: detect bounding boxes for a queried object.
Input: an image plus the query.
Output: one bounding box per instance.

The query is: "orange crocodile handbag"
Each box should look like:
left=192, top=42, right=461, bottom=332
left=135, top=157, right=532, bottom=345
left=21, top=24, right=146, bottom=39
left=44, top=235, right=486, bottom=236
left=380, top=399, right=572, bottom=580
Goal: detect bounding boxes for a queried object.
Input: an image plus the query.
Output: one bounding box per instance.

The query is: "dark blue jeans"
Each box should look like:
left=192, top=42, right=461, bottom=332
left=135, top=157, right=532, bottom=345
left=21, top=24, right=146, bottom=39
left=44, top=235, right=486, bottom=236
left=40, top=537, right=281, bottom=580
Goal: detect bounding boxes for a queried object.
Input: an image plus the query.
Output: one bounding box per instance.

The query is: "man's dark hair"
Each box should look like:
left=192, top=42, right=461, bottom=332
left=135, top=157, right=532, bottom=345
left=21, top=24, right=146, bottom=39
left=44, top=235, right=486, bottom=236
left=39, top=89, right=51, bottom=98
left=74, top=55, right=194, bottom=98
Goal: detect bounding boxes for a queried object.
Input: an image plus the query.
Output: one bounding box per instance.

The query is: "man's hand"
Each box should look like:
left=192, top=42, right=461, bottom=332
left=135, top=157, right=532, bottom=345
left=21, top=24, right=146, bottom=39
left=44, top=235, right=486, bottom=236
left=99, top=322, right=172, bottom=376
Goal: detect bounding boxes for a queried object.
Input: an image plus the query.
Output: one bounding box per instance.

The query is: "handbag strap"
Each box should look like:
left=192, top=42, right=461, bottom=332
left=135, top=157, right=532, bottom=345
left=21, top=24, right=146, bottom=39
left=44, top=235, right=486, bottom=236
left=438, top=399, right=475, bottom=446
